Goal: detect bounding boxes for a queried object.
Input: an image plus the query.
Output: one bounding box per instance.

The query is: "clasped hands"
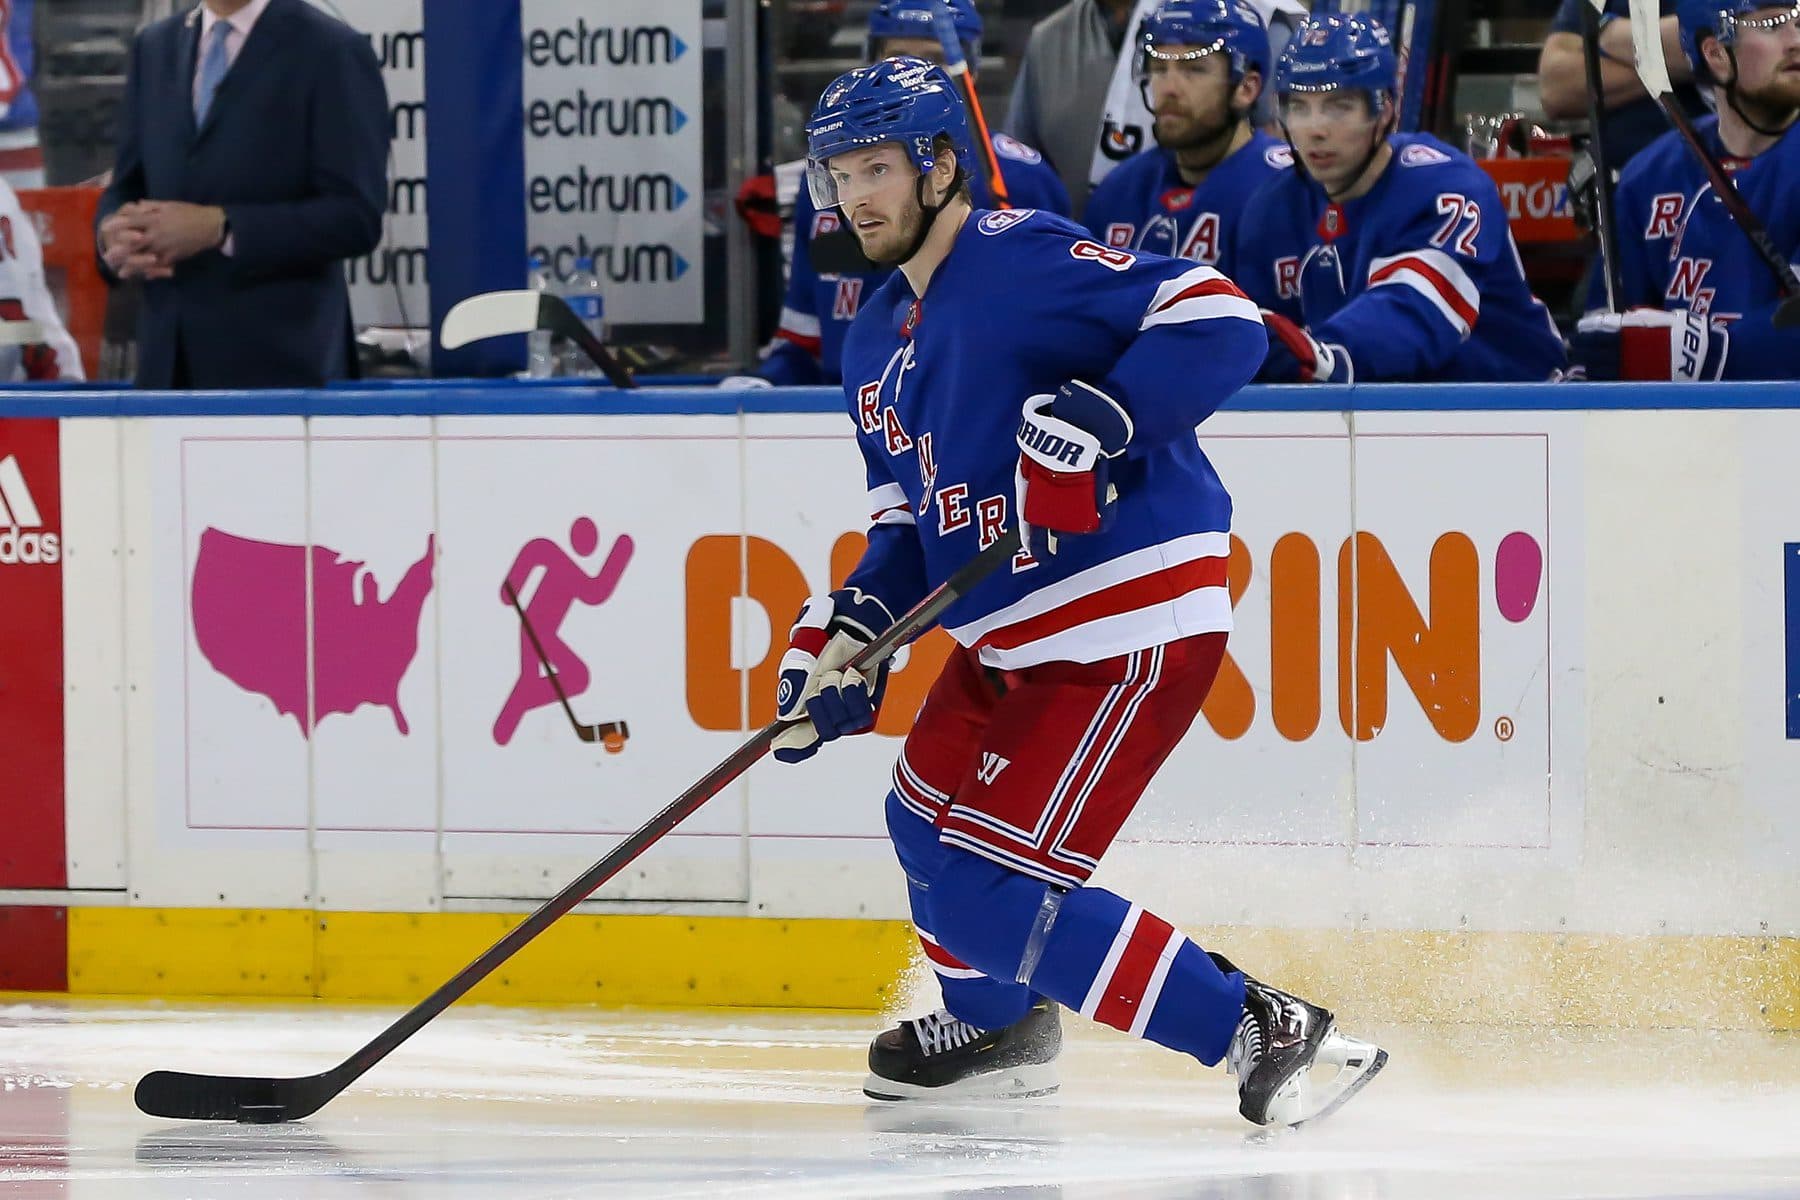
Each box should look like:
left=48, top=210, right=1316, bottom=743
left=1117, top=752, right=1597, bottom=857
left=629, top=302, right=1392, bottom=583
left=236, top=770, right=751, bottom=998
left=99, top=201, right=228, bottom=280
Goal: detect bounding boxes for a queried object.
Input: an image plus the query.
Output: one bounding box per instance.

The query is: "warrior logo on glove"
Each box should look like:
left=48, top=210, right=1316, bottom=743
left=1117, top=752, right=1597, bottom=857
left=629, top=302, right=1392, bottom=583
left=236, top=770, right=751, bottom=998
left=772, top=588, right=895, bottom=764
left=1013, top=380, right=1135, bottom=559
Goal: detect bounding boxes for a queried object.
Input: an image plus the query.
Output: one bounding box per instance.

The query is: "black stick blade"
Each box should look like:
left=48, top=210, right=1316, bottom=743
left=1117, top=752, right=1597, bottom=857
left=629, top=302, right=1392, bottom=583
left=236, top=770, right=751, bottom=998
left=135, top=1069, right=337, bottom=1124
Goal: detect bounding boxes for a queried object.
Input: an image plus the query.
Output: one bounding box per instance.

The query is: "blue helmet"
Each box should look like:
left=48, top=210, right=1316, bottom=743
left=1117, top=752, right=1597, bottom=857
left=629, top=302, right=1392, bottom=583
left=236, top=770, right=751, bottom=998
left=1136, top=0, right=1271, bottom=87
left=867, top=0, right=983, bottom=65
left=1678, top=0, right=1800, bottom=83
left=805, top=57, right=974, bottom=209
left=1273, top=14, right=1397, bottom=101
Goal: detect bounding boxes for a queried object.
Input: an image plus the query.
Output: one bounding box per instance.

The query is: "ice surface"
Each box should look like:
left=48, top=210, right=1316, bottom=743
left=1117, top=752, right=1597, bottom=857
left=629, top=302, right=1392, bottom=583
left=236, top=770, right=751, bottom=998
left=3, top=999, right=1799, bottom=1198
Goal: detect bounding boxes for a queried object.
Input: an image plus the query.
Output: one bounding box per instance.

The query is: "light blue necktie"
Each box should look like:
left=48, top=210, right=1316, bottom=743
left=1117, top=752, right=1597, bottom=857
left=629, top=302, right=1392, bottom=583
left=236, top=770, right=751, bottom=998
left=194, top=20, right=231, bottom=126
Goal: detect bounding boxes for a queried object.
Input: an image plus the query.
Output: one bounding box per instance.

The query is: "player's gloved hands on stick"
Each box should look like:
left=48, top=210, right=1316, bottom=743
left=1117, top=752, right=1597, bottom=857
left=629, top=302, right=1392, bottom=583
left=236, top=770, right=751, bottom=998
left=1013, top=380, right=1133, bottom=559
left=771, top=588, right=893, bottom=764
left=1257, top=310, right=1352, bottom=383
left=1566, top=307, right=1728, bottom=382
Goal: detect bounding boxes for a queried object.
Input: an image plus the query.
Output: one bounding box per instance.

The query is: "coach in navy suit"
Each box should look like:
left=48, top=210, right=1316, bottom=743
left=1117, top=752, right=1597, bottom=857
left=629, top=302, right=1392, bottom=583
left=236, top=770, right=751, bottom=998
left=97, top=0, right=388, bottom=388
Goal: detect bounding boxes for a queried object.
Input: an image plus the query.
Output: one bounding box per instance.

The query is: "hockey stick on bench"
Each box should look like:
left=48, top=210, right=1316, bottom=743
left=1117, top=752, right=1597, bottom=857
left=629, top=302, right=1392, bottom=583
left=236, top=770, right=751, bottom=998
left=440, top=290, right=639, bottom=387
left=1581, top=0, right=1626, bottom=311
left=502, top=581, right=630, bottom=753
left=134, top=528, right=1021, bottom=1124
left=1626, top=0, right=1800, bottom=326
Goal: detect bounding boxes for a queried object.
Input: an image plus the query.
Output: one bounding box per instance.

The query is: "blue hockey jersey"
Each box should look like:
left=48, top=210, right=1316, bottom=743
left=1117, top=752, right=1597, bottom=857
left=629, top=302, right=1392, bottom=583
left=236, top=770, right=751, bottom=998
left=1597, top=116, right=1800, bottom=381
left=838, top=207, right=1265, bottom=669
left=1234, top=133, right=1565, bottom=382
left=1082, top=132, right=1292, bottom=281
left=761, top=134, right=1072, bottom=386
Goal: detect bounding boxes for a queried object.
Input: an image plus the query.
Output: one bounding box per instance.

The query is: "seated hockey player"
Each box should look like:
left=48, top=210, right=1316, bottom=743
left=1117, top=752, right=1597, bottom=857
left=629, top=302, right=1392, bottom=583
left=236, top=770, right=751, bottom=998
left=1569, top=0, right=1800, bottom=381
left=1082, top=0, right=1293, bottom=280
left=1234, top=14, right=1567, bottom=383
left=772, top=55, right=1387, bottom=1127
left=737, top=0, right=1070, bottom=388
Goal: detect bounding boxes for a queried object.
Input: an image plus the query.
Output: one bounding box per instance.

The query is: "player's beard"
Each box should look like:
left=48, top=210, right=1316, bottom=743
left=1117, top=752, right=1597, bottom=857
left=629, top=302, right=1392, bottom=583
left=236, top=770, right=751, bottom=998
left=1153, top=103, right=1235, bottom=156
left=854, top=198, right=926, bottom=265
left=1733, top=58, right=1800, bottom=127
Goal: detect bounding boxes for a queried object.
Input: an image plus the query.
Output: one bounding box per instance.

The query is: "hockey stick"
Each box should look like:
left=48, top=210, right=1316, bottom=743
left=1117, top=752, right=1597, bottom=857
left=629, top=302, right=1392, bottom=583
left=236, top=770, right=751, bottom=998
left=502, top=581, right=630, bottom=753
left=440, top=290, right=639, bottom=387
left=1581, top=0, right=1625, bottom=311
left=134, top=528, right=1021, bottom=1124
left=1626, top=0, right=1800, bottom=325
left=1393, top=2, right=1418, bottom=131
left=930, top=4, right=1011, bottom=208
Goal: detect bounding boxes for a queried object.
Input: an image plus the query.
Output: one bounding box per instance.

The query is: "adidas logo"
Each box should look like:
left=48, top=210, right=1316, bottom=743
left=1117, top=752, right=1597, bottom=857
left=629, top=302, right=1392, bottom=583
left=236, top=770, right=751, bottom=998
left=0, top=453, right=59, bottom=565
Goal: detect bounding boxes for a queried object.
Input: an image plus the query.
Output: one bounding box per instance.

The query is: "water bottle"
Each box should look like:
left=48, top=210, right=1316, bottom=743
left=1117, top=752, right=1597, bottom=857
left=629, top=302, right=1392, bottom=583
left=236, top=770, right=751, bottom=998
left=561, top=255, right=608, bottom=378
left=526, top=255, right=556, bottom=379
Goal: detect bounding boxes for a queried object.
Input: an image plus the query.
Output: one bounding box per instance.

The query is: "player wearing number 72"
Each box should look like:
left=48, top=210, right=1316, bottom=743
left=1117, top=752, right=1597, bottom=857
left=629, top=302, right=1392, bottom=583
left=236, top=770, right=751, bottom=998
left=1234, top=13, right=1567, bottom=383
left=773, top=56, right=1387, bottom=1127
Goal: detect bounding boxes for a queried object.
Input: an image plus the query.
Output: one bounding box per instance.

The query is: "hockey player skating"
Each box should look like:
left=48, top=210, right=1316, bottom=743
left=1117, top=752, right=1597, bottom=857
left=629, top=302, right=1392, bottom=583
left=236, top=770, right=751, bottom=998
left=738, top=0, right=1070, bottom=388
left=773, top=56, right=1386, bottom=1127
left=1570, top=0, right=1800, bottom=380
left=1082, top=0, right=1293, bottom=278
left=1234, top=14, right=1566, bottom=383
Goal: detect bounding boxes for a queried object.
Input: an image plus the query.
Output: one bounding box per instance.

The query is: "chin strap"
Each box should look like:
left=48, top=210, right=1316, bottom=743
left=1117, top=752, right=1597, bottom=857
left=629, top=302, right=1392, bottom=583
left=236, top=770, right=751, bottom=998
left=1327, top=112, right=1393, bottom=202
left=897, top=171, right=967, bottom=265
left=1718, top=50, right=1799, bottom=138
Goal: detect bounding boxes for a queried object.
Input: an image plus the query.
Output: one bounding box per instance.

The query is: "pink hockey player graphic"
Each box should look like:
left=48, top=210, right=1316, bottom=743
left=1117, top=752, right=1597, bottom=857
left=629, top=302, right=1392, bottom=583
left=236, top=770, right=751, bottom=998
left=493, top=517, right=634, bottom=747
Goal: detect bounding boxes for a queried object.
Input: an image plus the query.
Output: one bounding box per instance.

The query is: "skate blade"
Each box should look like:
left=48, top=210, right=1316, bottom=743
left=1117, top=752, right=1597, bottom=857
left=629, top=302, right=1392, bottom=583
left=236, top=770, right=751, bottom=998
left=1274, top=1031, right=1387, bottom=1129
left=862, top=1063, right=1059, bottom=1103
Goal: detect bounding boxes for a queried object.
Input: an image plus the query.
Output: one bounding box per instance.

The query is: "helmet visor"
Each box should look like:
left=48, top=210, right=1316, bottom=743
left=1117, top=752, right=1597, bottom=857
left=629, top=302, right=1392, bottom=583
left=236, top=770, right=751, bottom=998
left=807, top=143, right=921, bottom=211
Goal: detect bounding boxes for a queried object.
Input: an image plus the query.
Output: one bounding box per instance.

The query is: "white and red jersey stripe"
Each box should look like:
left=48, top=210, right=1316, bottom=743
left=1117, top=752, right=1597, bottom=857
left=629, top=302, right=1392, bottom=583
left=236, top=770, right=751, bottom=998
left=945, top=532, right=1231, bottom=670
left=1365, top=249, right=1480, bottom=340
left=774, top=305, right=823, bottom=356
left=867, top=480, right=914, bottom=527
left=1139, top=266, right=1263, bottom=332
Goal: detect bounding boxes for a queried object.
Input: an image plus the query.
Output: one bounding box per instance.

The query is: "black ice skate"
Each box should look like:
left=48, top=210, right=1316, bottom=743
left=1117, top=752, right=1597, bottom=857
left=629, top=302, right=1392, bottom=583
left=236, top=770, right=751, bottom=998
left=862, top=1000, right=1062, bottom=1101
left=1215, top=955, right=1387, bottom=1127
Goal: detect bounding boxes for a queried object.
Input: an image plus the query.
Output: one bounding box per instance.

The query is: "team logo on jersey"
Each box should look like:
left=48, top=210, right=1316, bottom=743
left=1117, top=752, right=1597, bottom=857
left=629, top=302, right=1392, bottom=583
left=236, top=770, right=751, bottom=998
left=978, top=209, right=1033, bottom=236
left=1159, top=187, right=1196, bottom=213
left=812, top=210, right=841, bottom=238
left=1275, top=255, right=1301, bottom=300
left=1265, top=144, right=1295, bottom=169
left=1399, top=143, right=1452, bottom=167
left=1179, top=214, right=1222, bottom=264
left=1666, top=256, right=1716, bottom=313
left=993, top=133, right=1042, bottom=164
left=1646, top=193, right=1687, bottom=240
left=833, top=278, right=863, bottom=321
left=1104, top=222, right=1136, bottom=248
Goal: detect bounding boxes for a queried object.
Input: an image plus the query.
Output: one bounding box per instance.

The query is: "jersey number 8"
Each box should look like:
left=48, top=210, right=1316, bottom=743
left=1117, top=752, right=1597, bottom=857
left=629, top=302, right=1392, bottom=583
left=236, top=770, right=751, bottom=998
left=1071, top=240, right=1136, bottom=272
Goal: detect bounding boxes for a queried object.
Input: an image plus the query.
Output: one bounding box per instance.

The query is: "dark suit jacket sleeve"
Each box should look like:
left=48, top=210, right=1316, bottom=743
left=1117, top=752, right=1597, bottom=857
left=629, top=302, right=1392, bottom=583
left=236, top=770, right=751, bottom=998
left=224, top=29, right=389, bottom=277
left=95, top=32, right=151, bottom=282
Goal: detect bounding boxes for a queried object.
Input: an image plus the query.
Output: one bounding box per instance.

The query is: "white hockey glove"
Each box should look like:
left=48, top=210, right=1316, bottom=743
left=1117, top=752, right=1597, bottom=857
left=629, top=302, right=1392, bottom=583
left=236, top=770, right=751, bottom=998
left=1567, top=307, right=1728, bottom=382
left=717, top=375, right=775, bottom=390
left=771, top=588, right=893, bottom=764
left=1013, top=380, right=1133, bottom=559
